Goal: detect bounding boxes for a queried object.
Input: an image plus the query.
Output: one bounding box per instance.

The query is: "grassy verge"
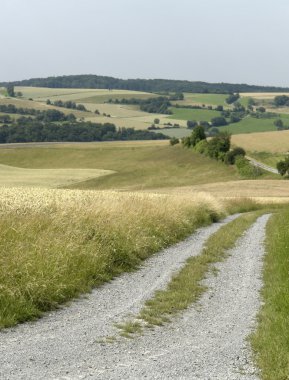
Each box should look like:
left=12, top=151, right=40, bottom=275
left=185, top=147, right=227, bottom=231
left=251, top=209, right=289, bottom=380
left=116, top=211, right=262, bottom=337
left=0, top=188, right=226, bottom=329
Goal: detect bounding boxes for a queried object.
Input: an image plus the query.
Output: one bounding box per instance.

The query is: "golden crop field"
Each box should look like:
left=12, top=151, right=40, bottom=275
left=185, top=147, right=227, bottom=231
left=232, top=130, right=289, bottom=153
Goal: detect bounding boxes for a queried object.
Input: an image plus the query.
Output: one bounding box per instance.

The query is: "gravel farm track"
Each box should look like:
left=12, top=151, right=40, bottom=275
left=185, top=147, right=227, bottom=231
left=0, top=214, right=270, bottom=380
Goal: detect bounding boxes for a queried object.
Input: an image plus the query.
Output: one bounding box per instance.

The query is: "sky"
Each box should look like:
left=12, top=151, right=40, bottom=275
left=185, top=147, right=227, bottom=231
left=1, top=0, right=289, bottom=86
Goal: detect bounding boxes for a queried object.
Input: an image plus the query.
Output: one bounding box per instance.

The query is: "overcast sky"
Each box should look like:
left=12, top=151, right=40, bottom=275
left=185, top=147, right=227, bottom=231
left=1, top=0, right=289, bottom=86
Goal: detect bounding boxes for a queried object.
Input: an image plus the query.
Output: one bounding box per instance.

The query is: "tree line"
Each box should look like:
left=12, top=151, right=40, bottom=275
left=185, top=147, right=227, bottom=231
left=46, top=99, right=88, bottom=111
left=0, top=119, right=168, bottom=143
left=108, top=96, right=172, bottom=114
left=2, top=75, right=289, bottom=94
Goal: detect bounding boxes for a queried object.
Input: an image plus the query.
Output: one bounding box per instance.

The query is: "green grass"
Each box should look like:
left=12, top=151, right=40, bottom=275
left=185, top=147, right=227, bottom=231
left=168, top=107, right=221, bottom=122
left=247, top=151, right=285, bottom=167
left=0, top=144, right=238, bottom=190
left=181, top=93, right=228, bottom=106
left=251, top=208, right=289, bottom=380
left=0, top=188, right=225, bottom=329
left=116, top=211, right=262, bottom=335
left=220, top=113, right=289, bottom=135
left=219, top=117, right=277, bottom=134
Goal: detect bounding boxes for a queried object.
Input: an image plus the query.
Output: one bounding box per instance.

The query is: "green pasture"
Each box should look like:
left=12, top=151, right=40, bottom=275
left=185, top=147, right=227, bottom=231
left=179, top=93, right=228, bottom=106
left=169, top=107, right=221, bottom=122
left=0, top=143, right=238, bottom=190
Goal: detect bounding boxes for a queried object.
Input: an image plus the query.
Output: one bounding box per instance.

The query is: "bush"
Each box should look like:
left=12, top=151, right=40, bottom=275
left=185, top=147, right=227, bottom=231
left=211, top=116, right=227, bottom=127
left=207, top=132, right=231, bottom=161
left=224, top=147, right=246, bottom=165
left=235, top=156, right=261, bottom=178
left=194, top=139, right=209, bottom=155
left=169, top=137, right=179, bottom=146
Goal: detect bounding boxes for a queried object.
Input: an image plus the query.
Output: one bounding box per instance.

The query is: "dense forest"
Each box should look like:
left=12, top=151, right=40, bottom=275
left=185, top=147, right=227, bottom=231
left=2, top=75, right=289, bottom=94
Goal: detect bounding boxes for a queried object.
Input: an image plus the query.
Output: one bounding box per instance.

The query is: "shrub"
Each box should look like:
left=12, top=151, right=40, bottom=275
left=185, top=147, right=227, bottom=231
left=194, top=139, right=209, bottom=155
left=235, top=156, right=261, bottom=178
left=169, top=137, right=179, bottom=146
left=224, top=147, right=246, bottom=165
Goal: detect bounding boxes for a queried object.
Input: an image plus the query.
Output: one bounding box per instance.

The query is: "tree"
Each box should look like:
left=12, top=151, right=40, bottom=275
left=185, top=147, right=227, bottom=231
left=207, top=132, right=231, bottom=160
left=169, top=137, right=179, bottom=146
left=154, top=118, right=160, bottom=124
left=274, top=95, right=289, bottom=107
left=6, top=85, right=15, bottom=97
left=226, top=93, right=240, bottom=104
left=211, top=116, right=227, bottom=127
left=277, top=157, right=289, bottom=176
left=215, top=105, right=223, bottom=111
left=274, top=119, right=284, bottom=129
left=190, top=125, right=206, bottom=146
left=224, top=146, right=246, bottom=165
left=187, top=120, right=197, bottom=129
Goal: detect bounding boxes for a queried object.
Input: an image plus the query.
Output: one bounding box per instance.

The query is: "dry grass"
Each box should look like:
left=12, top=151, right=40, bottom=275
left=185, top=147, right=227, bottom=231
left=0, top=188, right=225, bottom=328
left=0, top=97, right=92, bottom=119
left=240, top=92, right=289, bottom=99
left=232, top=130, right=289, bottom=153
left=0, top=164, right=113, bottom=188
left=143, top=180, right=289, bottom=200
left=16, top=87, right=155, bottom=103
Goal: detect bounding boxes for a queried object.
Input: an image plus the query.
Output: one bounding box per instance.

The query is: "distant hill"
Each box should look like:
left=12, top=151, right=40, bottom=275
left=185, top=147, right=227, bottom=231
left=1, top=75, right=289, bottom=94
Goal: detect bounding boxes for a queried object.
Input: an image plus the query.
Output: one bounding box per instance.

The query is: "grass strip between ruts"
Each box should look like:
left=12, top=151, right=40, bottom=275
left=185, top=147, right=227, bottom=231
left=116, top=211, right=264, bottom=338
left=251, top=209, right=289, bottom=380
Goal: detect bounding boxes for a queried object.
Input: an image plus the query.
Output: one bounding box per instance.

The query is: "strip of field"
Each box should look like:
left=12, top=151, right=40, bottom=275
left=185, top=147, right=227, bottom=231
left=117, top=211, right=261, bottom=335
left=169, top=107, right=221, bottom=121
left=175, top=93, right=228, bottom=106
left=0, top=188, right=226, bottom=329
left=232, top=130, right=289, bottom=153
left=240, top=92, right=289, bottom=99
left=16, top=87, right=156, bottom=103
left=251, top=209, right=289, bottom=380
left=147, top=179, right=289, bottom=201
left=0, top=164, right=113, bottom=188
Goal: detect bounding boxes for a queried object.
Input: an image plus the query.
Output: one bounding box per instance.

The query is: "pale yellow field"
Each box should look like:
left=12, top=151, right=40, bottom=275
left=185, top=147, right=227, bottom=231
left=16, top=87, right=155, bottom=103
left=0, top=164, right=114, bottom=188
left=240, top=92, right=289, bottom=99
left=0, top=97, right=93, bottom=119
left=232, top=130, right=289, bottom=153
left=146, top=180, right=289, bottom=201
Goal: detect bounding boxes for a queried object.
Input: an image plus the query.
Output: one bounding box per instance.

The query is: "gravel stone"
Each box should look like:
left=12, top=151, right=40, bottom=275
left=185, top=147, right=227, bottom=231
left=0, top=214, right=269, bottom=380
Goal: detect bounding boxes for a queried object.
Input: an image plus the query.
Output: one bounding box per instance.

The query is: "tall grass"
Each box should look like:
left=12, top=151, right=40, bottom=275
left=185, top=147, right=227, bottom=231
left=0, top=188, right=225, bottom=329
left=251, top=209, right=289, bottom=380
